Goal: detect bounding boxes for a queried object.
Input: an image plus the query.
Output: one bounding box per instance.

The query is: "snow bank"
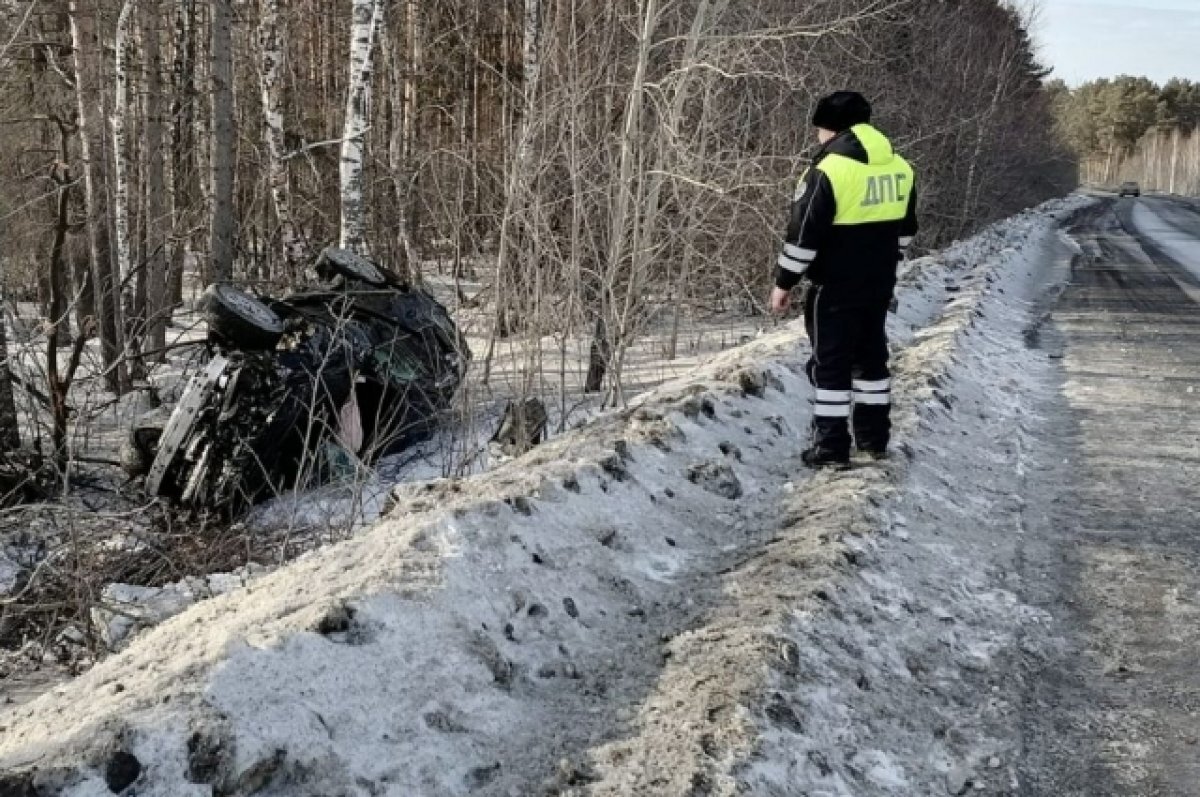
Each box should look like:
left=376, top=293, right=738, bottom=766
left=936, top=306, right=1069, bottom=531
left=742, top=202, right=1093, bottom=795
left=0, top=196, right=1094, bottom=796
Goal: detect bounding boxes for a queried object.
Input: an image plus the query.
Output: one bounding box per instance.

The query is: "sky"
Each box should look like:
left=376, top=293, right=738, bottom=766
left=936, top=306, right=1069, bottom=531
left=1032, top=0, right=1200, bottom=86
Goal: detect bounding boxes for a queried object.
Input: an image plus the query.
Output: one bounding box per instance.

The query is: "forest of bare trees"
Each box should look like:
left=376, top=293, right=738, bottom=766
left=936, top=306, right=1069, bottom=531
left=0, top=0, right=1083, bottom=684
left=0, top=0, right=1074, bottom=485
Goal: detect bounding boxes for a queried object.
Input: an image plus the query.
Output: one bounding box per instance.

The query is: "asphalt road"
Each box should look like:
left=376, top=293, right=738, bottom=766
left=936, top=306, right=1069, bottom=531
left=1019, top=195, right=1200, bottom=795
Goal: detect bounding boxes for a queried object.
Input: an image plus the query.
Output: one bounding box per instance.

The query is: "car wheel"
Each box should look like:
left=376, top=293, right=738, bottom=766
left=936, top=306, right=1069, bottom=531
left=317, top=247, right=390, bottom=286
left=203, top=284, right=285, bottom=350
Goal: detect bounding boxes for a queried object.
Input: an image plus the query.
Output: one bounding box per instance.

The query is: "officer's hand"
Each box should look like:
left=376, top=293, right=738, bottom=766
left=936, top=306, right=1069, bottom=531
left=769, top=287, right=791, bottom=315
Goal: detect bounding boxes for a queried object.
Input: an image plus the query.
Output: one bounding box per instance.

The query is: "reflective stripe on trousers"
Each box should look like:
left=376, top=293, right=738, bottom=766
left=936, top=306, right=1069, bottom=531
left=852, top=377, right=891, bottom=406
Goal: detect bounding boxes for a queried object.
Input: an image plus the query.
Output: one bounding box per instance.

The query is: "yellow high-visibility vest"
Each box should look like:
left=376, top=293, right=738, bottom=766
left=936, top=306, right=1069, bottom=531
left=814, top=124, right=914, bottom=226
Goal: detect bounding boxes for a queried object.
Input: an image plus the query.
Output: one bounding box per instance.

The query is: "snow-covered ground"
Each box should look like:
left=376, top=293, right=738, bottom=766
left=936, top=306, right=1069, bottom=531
left=0, top=195, right=1094, bottom=795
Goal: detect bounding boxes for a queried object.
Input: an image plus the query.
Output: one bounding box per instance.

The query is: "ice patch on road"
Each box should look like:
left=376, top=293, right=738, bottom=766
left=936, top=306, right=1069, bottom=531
left=1130, top=200, right=1200, bottom=280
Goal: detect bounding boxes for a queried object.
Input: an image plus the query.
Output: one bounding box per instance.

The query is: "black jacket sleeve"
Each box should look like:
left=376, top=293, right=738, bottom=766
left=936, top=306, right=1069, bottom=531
left=775, top=167, right=837, bottom=291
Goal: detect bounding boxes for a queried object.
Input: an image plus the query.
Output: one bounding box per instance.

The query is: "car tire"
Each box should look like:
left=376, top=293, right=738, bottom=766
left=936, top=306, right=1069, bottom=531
left=203, top=284, right=285, bottom=350
left=317, top=247, right=391, bottom=286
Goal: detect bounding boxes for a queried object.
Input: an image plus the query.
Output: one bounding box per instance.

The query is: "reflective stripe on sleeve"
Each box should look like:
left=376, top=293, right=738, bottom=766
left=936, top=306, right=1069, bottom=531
left=784, top=243, right=817, bottom=263
left=777, top=253, right=809, bottom=274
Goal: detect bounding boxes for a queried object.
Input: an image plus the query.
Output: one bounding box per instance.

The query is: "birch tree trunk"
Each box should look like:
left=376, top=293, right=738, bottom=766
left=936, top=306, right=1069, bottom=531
left=260, top=0, right=304, bottom=273
left=210, top=0, right=235, bottom=281
left=69, top=0, right=125, bottom=394
left=387, top=0, right=420, bottom=272
left=514, top=0, right=542, bottom=175
left=456, top=0, right=482, bottom=282
left=339, top=0, right=385, bottom=255
left=113, top=0, right=136, bottom=330
left=169, top=0, right=198, bottom=305
left=143, top=0, right=169, bottom=353
left=1170, top=129, right=1180, bottom=194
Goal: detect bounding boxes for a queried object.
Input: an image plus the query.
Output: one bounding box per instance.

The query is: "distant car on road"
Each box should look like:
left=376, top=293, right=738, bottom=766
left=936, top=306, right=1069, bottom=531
left=1118, top=181, right=1141, bottom=198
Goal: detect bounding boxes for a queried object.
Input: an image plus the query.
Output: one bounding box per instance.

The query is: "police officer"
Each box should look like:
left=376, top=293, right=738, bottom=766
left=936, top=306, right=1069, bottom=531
left=769, top=91, right=918, bottom=469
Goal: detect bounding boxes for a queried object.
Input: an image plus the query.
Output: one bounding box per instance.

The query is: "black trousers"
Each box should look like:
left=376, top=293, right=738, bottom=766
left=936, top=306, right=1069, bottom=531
left=803, top=284, right=893, bottom=455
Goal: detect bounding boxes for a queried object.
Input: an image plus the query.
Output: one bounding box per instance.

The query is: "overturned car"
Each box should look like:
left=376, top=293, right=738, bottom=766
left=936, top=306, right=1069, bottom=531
left=126, top=248, right=469, bottom=512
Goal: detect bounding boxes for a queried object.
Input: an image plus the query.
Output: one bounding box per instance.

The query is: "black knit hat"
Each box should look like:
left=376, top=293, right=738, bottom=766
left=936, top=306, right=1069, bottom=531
left=811, top=91, right=872, bottom=132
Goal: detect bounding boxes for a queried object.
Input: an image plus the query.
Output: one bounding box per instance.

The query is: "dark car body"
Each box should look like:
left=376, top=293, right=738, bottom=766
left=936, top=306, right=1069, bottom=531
left=130, top=249, right=469, bottom=513
left=1118, top=181, right=1141, bottom=198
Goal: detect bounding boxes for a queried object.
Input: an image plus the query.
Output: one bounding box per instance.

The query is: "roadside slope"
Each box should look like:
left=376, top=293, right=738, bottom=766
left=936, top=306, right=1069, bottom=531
left=0, top=196, right=1091, bottom=796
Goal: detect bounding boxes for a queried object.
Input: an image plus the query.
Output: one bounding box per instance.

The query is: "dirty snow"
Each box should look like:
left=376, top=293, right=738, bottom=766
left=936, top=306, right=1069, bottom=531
left=744, top=216, right=1086, bottom=796
left=0, top=195, right=1095, bottom=795
left=93, top=565, right=271, bottom=650
left=0, top=556, right=17, bottom=596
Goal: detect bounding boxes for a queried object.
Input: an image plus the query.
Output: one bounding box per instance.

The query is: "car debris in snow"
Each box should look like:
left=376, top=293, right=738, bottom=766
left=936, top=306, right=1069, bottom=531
left=123, top=247, right=470, bottom=514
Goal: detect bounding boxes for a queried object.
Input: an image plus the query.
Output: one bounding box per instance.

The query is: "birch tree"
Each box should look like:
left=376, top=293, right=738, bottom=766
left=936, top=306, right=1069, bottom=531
left=113, top=0, right=136, bottom=328
left=340, top=0, right=385, bottom=254
left=68, top=0, right=125, bottom=393
left=260, top=0, right=304, bottom=271
left=0, top=0, right=1079, bottom=423
left=210, top=0, right=235, bottom=281
left=387, top=0, right=420, bottom=272
left=143, top=0, right=169, bottom=353
left=169, top=0, right=199, bottom=305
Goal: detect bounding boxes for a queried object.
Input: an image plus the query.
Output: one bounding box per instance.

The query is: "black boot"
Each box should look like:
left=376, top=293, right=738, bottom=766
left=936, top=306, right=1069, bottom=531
left=806, top=416, right=851, bottom=470
left=802, top=445, right=851, bottom=470
left=851, top=402, right=891, bottom=459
